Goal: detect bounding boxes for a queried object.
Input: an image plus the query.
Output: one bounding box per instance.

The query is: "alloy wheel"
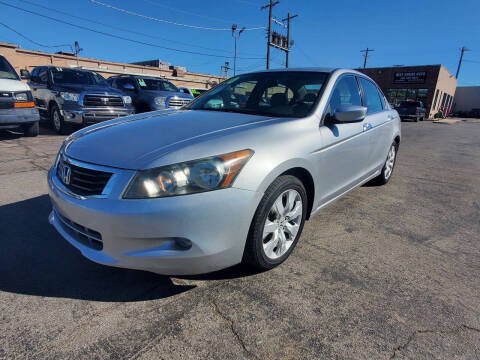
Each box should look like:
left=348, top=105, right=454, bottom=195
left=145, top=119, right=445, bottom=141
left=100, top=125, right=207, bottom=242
left=384, top=145, right=396, bottom=180
left=262, top=189, right=303, bottom=259
left=53, top=110, right=61, bottom=132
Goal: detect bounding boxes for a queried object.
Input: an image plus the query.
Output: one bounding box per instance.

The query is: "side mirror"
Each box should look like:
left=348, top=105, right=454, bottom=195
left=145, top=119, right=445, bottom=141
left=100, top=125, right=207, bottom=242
left=123, top=83, right=135, bottom=91
left=334, top=105, right=367, bottom=123
left=20, top=69, right=31, bottom=80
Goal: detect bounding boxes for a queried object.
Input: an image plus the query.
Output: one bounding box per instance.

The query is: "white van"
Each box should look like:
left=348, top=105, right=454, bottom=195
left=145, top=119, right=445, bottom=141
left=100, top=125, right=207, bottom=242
left=0, top=55, right=40, bottom=136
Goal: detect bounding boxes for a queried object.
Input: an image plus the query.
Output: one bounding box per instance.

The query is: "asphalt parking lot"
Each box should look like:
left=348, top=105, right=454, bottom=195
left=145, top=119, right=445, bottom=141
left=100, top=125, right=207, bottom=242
left=1, top=120, right=479, bottom=359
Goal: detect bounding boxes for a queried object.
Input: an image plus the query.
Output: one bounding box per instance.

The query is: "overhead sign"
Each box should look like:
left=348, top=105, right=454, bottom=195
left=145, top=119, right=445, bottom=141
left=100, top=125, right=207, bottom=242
left=394, top=71, right=427, bottom=84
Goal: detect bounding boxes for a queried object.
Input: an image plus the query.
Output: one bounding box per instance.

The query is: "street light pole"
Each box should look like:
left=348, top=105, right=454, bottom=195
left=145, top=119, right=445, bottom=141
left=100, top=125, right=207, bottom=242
left=232, top=25, right=245, bottom=76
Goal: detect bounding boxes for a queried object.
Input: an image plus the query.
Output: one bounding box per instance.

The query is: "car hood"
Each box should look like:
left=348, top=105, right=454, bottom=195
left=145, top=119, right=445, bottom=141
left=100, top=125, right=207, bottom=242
left=64, top=110, right=276, bottom=170
left=142, top=90, right=193, bottom=99
left=54, top=83, right=122, bottom=95
left=0, top=78, right=30, bottom=92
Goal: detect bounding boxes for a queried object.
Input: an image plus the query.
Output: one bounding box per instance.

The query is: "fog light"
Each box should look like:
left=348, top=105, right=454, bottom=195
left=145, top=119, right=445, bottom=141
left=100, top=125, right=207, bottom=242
left=64, top=112, right=76, bottom=119
left=174, top=237, right=192, bottom=250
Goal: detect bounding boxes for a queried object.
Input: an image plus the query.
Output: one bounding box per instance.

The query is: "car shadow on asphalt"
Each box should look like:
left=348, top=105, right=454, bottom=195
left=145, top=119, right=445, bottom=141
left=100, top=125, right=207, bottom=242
left=0, top=195, right=195, bottom=302
left=0, top=125, right=59, bottom=140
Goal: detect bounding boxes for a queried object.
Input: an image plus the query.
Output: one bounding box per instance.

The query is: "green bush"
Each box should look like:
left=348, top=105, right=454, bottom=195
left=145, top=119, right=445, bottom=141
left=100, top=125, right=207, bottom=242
left=434, top=112, right=443, bottom=119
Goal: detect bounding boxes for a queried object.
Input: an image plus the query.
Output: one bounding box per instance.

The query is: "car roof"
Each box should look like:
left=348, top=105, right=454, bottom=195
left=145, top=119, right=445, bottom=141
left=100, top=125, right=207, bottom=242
left=110, top=74, right=167, bottom=81
left=242, top=67, right=368, bottom=77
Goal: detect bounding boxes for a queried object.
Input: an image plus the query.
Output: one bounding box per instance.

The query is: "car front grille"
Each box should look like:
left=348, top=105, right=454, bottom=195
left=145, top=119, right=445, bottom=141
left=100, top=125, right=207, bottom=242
left=168, top=97, right=191, bottom=108
left=83, top=95, right=124, bottom=107
left=55, top=209, right=103, bottom=250
left=56, top=157, right=112, bottom=196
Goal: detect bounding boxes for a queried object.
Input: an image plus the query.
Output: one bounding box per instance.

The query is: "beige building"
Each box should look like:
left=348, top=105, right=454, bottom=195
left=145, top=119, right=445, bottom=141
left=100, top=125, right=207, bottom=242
left=0, top=41, right=224, bottom=89
left=359, top=65, right=457, bottom=118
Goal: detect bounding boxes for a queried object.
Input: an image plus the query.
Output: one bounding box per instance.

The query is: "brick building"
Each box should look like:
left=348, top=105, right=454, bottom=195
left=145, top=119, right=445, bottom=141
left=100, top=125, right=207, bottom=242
left=358, top=65, right=457, bottom=118
left=0, top=42, right=224, bottom=90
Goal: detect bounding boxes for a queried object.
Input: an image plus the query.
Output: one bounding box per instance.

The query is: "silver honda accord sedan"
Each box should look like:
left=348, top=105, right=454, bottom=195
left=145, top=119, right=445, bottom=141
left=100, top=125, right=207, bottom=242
left=48, top=68, right=400, bottom=275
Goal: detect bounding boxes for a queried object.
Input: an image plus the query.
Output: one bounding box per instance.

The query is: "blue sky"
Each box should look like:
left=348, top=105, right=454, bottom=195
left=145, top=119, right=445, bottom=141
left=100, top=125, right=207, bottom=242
left=0, top=0, right=479, bottom=85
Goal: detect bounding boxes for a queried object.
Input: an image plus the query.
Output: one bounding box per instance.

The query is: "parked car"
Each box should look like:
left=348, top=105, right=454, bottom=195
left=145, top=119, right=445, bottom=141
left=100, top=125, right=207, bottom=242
left=108, top=75, right=193, bottom=113
left=26, top=66, right=133, bottom=134
left=0, top=55, right=40, bottom=136
left=178, top=87, right=208, bottom=98
left=395, top=100, right=426, bottom=122
left=48, top=68, right=400, bottom=275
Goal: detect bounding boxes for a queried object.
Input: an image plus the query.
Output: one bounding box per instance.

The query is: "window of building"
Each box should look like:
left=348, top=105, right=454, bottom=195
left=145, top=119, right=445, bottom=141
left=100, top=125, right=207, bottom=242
left=432, top=89, right=439, bottom=110
left=359, top=78, right=383, bottom=114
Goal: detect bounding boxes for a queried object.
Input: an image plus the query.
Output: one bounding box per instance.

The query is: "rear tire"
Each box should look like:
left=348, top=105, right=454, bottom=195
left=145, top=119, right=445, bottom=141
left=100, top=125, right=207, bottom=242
left=50, top=104, right=71, bottom=135
left=243, top=175, right=307, bottom=271
left=368, top=142, right=398, bottom=186
left=22, top=122, right=39, bottom=137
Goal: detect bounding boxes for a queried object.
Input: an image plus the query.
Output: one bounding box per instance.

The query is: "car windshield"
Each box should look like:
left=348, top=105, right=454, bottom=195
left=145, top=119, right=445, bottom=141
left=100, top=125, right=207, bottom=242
left=400, top=101, right=421, bottom=107
left=0, top=56, right=19, bottom=80
left=185, top=71, right=328, bottom=118
left=51, top=68, right=108, bottom=86
left=136, top=78, right=178, bottom=92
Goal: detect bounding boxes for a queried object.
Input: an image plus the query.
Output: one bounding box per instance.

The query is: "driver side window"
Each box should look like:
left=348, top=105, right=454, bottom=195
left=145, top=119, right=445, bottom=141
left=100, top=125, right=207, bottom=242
left=327, top=76, right=362, bottom=116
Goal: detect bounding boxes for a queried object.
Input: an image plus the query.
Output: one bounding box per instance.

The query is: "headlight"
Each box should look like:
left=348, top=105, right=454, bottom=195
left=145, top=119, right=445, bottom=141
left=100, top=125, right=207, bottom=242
left=123, top=96, right=132, bottom=104
left=60, top=92, right=79, bottom=102
left=123, top=149, right=253, bottom=199
left=14, top=92, right=29, bottom=102
left=154, top=96, right=167, bottom=107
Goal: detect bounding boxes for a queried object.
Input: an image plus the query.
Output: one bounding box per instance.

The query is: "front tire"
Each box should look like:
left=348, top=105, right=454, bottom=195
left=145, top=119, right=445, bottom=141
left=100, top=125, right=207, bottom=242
left=243, top=175, right=307, bottom=271
left=50, top=104, right=71, bottom=135
left=22, top=122, right=39, bottom=137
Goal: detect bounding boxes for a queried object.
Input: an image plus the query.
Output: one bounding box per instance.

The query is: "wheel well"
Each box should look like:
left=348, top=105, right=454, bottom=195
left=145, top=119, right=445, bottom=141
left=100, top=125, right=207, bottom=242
left=281, top=167, right=315, bottom=220
left=48, top=100, right=58, bottom=114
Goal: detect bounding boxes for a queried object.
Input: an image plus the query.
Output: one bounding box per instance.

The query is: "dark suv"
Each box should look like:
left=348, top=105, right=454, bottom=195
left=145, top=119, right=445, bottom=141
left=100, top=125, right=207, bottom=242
left=107, top=75, right=193, bottom=114
left=27, top=66, right=134, bottom=134
left=395, top=100, right=427, bottom=122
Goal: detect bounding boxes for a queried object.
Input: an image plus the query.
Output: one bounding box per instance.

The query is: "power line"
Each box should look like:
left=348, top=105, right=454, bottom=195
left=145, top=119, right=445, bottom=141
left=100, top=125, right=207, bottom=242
left=0, top=1, right=266, bottom=60
left=141, top=0, right=260, bottom=27
left=0, top=21, right=73, bottom=51
left=19, top=0, right=234, bottom=54
left=463, top=59, right=480, bottom=64
left=90, top=0, right=265, bottom=31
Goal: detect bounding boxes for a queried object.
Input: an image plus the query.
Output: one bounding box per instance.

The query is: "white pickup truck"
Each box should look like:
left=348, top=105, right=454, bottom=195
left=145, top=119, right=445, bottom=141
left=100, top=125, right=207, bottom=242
left=0, top=54, right=40, bottom=136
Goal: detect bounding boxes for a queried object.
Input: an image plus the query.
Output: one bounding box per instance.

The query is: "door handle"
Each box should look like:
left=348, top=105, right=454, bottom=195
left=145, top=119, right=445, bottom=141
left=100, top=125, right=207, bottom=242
left=363, top=123, right=372, bottom=132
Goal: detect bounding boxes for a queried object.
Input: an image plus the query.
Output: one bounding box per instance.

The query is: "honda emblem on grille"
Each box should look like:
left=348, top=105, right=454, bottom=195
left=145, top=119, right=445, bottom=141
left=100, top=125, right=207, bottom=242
left=62, top=164, right=72, bottom=185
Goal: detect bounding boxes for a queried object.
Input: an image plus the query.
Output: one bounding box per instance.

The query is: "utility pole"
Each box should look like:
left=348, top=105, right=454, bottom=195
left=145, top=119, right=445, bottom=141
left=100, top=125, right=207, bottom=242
left=261, top=0, right=280, bottom=69
left=232, top=25, right=246, bottom=76
left=456, top=46, right=470, bottom=79
left=220, top=61, right=230, bottom=78
left=360, top=47, right=374, bottom=68
left=283, top=12, right=298, bottom=68
left=74, top=41, right=83, bottom=57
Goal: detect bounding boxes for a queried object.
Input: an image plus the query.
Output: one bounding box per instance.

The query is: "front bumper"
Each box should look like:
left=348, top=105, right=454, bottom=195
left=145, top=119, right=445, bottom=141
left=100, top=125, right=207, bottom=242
left=0, top=107, right=40, bottom=127
left=47, top=166, right=262, bottom=275
left=60, top=104, right=134, bottom=125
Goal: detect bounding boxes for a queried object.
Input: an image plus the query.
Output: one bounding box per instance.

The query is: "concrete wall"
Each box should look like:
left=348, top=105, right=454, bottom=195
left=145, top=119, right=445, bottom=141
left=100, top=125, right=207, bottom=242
left=0, top=42, right=224, bottom=89
left=430, top=65, right=458, bottom=117
left=454, top=86, right=480, bottom=112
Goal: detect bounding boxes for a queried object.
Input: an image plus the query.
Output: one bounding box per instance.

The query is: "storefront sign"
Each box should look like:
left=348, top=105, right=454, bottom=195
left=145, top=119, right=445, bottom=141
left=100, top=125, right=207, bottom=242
left=394, top=71, right=427, bottom=84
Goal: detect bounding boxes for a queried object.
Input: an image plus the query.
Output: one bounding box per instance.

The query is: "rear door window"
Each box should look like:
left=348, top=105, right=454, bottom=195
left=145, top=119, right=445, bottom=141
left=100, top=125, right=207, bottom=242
left=359, top=78, right=383, bottom=114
